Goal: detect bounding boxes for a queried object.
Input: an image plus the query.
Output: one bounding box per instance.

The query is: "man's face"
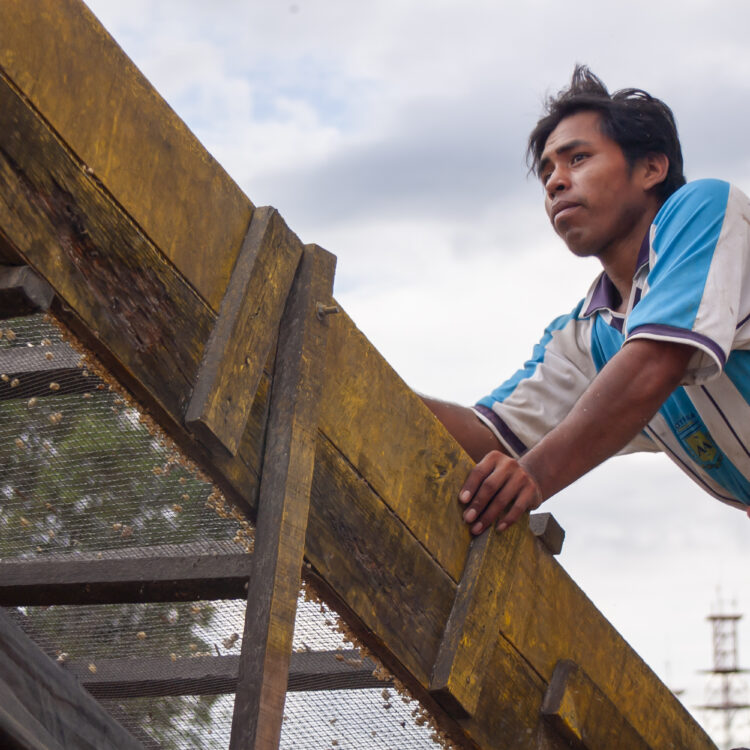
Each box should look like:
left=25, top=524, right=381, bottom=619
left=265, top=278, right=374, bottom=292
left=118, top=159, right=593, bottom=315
left=539, top=110, right=653, bottom=259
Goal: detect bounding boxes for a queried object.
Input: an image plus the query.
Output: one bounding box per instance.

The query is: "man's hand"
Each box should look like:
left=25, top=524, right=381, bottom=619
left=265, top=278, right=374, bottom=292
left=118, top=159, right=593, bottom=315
left=459, top=451, right=543, bottom=534
left=456, top=339, right=694, bottom=535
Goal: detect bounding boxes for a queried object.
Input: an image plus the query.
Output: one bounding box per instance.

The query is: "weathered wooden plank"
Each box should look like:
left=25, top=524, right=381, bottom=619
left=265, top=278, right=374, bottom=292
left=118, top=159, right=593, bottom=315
left=499, top=528, right=716, bottom=750
left=0, top=677, right=67, bottom=750
left=66, top=651, right=386, bottom=698
left=0, top=608, right=144, bottom=750
left=429, top=520, right=528, bottom=719
left=541, top=660, right=650, bottom=750
left=307, top=434, right=458, bottom=686
left=0, top=0, right=253, bottom=312
left=318, top=310, right=473, bottom=583
left=0, top=551, right=253, bottom=606
left=186, top=207, right=303, bottom=456
left=230, top=245, right=337, bottom=749
left=0, top=265, right=54, bottom=319
left=0, top=65, right=268, bottom=512
left=529, top=512, right=565, bottom=556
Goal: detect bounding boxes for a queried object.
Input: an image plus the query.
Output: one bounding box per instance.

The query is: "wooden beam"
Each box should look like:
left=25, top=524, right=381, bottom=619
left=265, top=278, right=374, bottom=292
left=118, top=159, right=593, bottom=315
left=0, top=63, right=267, bottom=513
left=230, top=245, right=336, bottom=749
left=65, top=651, right=386, bottom=698
left=429, top=520, right=527, bottom=719
left=0, top=265, right=54, bottom=319
left=185, top=207, right=303, bottom=457
left=541, top=660, right=650, bottom=750
left=0, top=549, right=253, bottom=606
left=0, top=0, right=253, bottom=312
left=0, top=607, right=145, bottom=750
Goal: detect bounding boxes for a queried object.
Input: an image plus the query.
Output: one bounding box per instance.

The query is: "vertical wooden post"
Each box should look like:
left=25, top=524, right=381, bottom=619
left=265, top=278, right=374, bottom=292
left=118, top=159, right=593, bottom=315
left=229, top=244, right=336, bottom=749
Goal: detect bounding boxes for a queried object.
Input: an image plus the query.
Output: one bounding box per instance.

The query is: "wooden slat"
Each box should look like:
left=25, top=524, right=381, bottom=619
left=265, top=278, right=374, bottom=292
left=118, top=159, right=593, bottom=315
left=529, top=512, right=565, bottom=556
left=0, top=551, right=253, bottom=606
left=0, top=0, right=253, bottom=312
left=0, top=64, right=267, bottom=513
left=0, top=608, right=144, bottom=750
left=499, top=527, right=715, bottom=749
left=186, top=207, right=303, bottom=456
left=0, top=265, right=54, bottom=319
left=541, top=660, right=650, bottom=750
left=66, top=651, right=386, bottom=698
left=230, top=245, right=337, bottom=749
left=429, top=520, right=527, bottom=719
left=318, top=310, right=473, bottom=584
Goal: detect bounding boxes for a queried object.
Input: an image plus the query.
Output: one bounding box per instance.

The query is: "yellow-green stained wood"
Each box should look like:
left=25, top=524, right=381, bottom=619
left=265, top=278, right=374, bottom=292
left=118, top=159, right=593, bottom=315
left=185, top=207, right=304, bottom=456
left=541, top=660, right=650, bottom=750
left=319, top=309, right=474, bottom=583
left=0, top=6, right=720, bottom=747
left=0, top=66, right=266, bottom=513
left=499, top=528, right=716, bottom=750
left=429, top=520, right=528, bottom=719
left=231, top=246, right=336, bottom=749
left=0, top=0, right=252, bottom=312
left=307, top=434, right=458, bottom=686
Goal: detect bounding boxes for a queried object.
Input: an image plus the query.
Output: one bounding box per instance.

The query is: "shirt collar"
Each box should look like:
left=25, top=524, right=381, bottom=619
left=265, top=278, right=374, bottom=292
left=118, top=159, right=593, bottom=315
left=581, top=231, right=651, bottom=318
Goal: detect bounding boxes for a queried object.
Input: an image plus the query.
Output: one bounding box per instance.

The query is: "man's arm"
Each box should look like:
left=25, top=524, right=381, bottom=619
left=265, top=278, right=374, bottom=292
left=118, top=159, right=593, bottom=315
left=459, top=338, right=695, bottom=534
left=420, top=396, right=504, bottom=462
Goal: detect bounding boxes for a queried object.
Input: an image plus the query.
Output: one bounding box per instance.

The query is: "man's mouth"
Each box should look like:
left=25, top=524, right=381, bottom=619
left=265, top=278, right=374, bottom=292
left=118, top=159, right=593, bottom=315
left=551, top=201, right=581, bottom=226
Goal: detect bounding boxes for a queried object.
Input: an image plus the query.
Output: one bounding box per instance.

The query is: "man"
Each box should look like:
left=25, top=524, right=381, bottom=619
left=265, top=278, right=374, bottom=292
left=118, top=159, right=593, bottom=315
left=424, top=66, right=750, bottom=535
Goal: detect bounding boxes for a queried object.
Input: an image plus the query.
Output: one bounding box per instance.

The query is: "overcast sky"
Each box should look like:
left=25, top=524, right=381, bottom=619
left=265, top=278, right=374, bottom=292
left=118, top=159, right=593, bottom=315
left=84, top=0, right=750, bottom=741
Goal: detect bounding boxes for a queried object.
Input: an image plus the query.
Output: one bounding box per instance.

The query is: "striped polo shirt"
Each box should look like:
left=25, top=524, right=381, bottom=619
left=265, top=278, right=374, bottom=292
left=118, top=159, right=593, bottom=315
left=475, top=178, right=750, bottom=510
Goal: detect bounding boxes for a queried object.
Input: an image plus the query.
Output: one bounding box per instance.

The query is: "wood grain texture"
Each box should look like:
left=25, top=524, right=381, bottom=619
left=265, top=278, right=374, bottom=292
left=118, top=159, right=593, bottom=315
left=67, top=650, right=386, bottom=698
left=0, top=65, right=268, bottom=513
left=0, top=265, right=55, bottom=318
left=500, top=529, right=716, bottom=750
left=186, top=207, right=303, bottom=456
left=430, top=520, right=528, bottom=719
left=0, top=550, right=253, bottom=605
left=0, top=0, right=252, bottom=311
left=541, top=660, right=650, bottom=750
left=230, top=246, right=336, bottom=750
left=0, top=608, right=144, bottom=750
left=318, top=309, right=473, bottom=583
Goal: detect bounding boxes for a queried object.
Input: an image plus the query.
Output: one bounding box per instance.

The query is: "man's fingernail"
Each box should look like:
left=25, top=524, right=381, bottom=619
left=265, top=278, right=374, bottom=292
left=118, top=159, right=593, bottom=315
left=496, top=522, right=507, bottom=532
left=459, top=490, right=470, bottom=503
left=471, top=522, right=483, bottom=535
left=463, top=508, right=477, bottom=523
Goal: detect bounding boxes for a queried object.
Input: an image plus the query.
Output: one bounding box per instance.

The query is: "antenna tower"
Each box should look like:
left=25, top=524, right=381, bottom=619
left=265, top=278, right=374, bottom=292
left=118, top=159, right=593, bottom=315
left=696, top=598, right=750, bottom=749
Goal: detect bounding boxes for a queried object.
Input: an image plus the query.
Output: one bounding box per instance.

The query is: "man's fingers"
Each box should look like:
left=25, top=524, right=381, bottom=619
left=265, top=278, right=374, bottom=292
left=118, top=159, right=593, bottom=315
left=496, top=485, right=540, bottom=531
left=459, top=450, right=505, bottom=504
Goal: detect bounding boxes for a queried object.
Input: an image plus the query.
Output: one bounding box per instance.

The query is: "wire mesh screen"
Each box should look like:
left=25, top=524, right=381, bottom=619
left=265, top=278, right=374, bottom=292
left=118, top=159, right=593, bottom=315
left=0, top=313, right=453, bottom=749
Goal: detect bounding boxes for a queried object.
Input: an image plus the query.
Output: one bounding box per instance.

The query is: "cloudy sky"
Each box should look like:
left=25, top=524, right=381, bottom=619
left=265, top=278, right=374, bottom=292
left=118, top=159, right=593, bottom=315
left=84, top=0, right=750, bottom=739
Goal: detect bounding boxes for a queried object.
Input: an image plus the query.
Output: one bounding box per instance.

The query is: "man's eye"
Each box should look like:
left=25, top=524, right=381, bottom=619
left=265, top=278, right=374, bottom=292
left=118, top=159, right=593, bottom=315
left=571, top=153, right=588, bottom=164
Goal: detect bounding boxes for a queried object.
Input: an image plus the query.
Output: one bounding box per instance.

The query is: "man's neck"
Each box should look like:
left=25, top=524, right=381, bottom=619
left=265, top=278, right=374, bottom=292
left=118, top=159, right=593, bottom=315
left=598, top=209, right=657, bottom=312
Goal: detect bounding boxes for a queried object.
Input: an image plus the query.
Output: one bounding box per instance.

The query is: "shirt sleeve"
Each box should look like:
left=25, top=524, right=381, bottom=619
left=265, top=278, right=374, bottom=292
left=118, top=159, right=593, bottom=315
left=625, top=179, right=750, bottom=384
left=473, top=303, right=596, bottom=457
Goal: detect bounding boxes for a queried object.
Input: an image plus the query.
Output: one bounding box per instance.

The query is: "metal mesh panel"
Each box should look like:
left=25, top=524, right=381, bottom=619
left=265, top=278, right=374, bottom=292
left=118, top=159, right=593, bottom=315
left=0, top=313, right=453, bottom=749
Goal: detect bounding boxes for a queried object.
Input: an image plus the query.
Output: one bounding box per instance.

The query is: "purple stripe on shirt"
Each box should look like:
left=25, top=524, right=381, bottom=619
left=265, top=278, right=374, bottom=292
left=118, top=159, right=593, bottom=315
left=645, top=428, right=739, bottom=503
left=636, top=231, right=650, bottom=270
left=583, top=273, right=620, bottom=317
left=473, top=404, right=527, bottom=456
left=700, top=385, right=750, bottom=459
left=626, top=324, right=727, bottom=367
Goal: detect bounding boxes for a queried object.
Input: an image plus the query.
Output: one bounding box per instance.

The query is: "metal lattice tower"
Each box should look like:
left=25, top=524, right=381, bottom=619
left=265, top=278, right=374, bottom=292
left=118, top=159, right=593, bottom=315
left=696, top=600, right=750, bottom=749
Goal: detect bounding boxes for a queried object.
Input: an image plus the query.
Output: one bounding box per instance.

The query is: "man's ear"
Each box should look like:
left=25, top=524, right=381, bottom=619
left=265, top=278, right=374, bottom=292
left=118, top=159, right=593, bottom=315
left=640, top=152, right=670, bottom=191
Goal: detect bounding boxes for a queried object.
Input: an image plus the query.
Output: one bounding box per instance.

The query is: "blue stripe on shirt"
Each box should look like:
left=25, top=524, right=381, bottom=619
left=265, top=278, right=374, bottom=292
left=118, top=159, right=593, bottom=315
left=626, top=179, right=729, bottom=335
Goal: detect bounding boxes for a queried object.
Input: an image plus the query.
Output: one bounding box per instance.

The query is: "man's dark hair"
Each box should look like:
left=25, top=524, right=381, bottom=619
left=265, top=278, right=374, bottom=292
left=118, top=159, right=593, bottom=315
left=527, top=65, right=685, bottom=202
